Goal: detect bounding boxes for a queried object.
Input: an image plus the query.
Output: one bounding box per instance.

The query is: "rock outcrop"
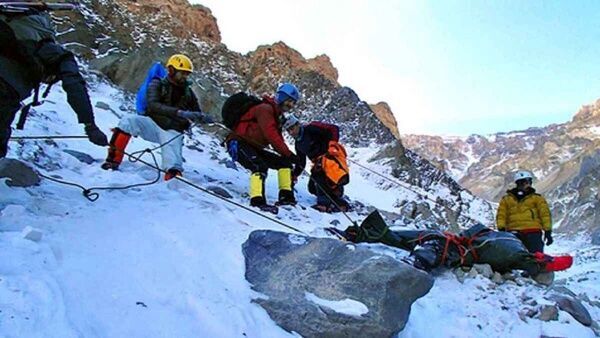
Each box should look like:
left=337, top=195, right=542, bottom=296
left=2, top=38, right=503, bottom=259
left=243, top=230, right=433, bottom=337
left=370, top=102, right=400, bottom=139
left=402, top=98, right=600, bottom=233
left=48, top=0, right=493, bottom=230
left=0, top=159, right=40, bottom=187
left=120, top=0, right=221, bottom=43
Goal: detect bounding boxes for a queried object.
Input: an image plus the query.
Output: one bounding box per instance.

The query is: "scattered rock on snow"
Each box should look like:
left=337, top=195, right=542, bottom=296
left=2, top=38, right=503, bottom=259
left=243, top=230, right=434, bottom=337
left=533, top=272, right=555, bottom=286
left=21, top=226, right=43, bottom=242
left=491, top=272, right=504, bottom=284
left=547, top=294, right=593, bottom=327
left=548, top=286, right=578, bottom=298
left=63, top=149, right=96, bottom=164
left=591, top=321, right=600, bottom=336
left=454, top=268, right=466, bottom=283
left=473, top=264, right=494, bottom=279
left=538, top=305, right=559, bottom=321
left=0, top=158, right=40, bottom=187
left=502, top=272, right=516, bottom=281
left=206, top=185, right=232, bottom=199
left=518, top=307, right=538, bottom=322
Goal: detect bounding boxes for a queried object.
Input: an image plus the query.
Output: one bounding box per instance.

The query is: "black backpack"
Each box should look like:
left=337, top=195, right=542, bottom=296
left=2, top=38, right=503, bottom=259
left=221, top=92, right=263, bottom=129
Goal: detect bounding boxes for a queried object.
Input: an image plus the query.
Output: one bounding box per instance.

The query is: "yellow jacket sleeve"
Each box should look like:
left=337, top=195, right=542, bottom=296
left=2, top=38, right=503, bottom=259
left=537, top=196, right=552, bottom=231
left=496, top=197, right=508, bottom=230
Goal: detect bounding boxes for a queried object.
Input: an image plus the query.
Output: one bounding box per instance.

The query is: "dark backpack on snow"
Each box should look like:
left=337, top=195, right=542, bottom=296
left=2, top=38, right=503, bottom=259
left=221, top=92, right=263, bottom=129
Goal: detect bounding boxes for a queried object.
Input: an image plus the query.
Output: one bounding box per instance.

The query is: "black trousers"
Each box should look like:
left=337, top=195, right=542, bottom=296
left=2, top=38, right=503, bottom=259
left=307, top=169, right=348, bottom=207
left=514, top=231, right=544, bottom=253
left=0, top=78, right=22, bottom=158
left=233, top=139, right=291, bottom=174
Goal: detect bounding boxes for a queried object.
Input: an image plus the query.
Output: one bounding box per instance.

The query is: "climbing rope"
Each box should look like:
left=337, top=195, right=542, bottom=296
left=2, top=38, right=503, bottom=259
left=346, top=158, right=491, bottom=226
left=213, top=122, right=358, bottom=226
left=9, top=132, right=307, bottom=235
left=37, top=148, right=162, bottom=201
left=9, top=135, right=88, bottom=140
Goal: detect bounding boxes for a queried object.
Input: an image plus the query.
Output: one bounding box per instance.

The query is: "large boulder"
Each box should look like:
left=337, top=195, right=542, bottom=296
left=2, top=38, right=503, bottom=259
left=0, top=158, right=40, bottom=187
left=242, top=230, right=434, bottom=338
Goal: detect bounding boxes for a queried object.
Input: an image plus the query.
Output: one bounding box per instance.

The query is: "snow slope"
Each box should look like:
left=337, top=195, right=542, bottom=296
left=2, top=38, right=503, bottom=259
left=1, top=78, right=598, bottom=337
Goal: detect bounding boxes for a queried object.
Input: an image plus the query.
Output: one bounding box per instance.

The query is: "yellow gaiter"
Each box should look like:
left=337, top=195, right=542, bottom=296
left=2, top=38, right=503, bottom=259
left=278, top=168, right=292, bottom=191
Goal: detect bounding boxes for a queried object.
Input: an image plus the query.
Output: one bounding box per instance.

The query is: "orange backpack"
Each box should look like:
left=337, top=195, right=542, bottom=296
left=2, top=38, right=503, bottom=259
left=319, top=141, right=349, bottom=186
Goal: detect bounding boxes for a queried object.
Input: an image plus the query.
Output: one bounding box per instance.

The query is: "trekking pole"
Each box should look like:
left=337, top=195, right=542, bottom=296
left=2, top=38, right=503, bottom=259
left=305, top=171, right=358, bottom=226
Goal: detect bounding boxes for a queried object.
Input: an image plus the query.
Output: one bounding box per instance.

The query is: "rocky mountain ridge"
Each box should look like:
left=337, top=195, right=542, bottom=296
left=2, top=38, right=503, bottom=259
left=47, top=0, right=494, bottom=229
left=402, top=99, right=600, bottom=234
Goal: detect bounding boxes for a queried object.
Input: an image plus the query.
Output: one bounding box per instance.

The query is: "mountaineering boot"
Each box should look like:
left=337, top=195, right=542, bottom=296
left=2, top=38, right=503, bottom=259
left=248, top=172, right=278, bottom=214
left=101, top=128, right=131, bottom=170
left=276, top=189, right=296, bottom=206
left=276, top=168, right=296, bottom=206
left=164, top=168, right=182, bottom=181
left=311, top=204, right=331, bottom=213
left=257, top=204, right=279, bottom=214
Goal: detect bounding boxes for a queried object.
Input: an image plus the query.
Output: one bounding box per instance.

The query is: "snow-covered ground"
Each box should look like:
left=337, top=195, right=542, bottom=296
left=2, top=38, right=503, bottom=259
left=1, top=78, right=598, bottom=337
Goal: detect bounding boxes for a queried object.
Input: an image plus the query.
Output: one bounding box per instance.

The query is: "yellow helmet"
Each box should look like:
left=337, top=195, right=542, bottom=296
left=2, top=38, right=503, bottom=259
left=166, top=54, right=194, bottom=72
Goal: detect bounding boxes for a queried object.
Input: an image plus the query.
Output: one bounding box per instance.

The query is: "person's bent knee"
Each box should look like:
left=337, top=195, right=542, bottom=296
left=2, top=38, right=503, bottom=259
left=117, top=115, right=145, bottom=135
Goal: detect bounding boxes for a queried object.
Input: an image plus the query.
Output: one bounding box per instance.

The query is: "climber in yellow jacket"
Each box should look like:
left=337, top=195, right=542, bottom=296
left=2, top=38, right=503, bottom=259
left=496, top=170, right=553, bottom=253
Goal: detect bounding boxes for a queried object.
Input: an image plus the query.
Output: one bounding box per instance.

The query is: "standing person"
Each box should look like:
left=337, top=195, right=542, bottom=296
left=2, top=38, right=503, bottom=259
left=226, top=83, right=300, bottom=213
left=1, top=6, right=108, bottom=158
left=496, top=170, right=553, bottom=253
left=284, top=115, right=350, bottom=213
left=101, top=54, right=212, bottom=180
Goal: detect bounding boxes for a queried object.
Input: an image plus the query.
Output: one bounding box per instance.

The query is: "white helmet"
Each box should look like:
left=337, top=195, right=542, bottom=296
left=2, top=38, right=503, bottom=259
left=282, top=114, right=300, bottom=130
left=514, top=170, right=534, bottom=182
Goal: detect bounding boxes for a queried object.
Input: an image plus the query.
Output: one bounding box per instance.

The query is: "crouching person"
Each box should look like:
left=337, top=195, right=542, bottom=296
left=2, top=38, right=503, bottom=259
left=226, top=83, right=301, bottom=213
left=101, top=54, right=212, bottom=180
left=284, top=115, right=350, bottom=212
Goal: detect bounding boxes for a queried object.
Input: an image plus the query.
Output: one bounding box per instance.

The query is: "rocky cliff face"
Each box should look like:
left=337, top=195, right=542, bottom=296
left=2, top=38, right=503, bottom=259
left=403, top=99, right=600, bottom=233
left=52, top=0, right=492, bottom=229
left=370, top=102, right=400, bottom=139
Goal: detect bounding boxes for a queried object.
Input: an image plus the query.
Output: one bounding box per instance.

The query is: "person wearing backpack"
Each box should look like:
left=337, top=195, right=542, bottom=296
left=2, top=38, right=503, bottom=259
left=0, top=7, right=108, bottom=158
left=101, top=54, right=213, bottom=180
left=224, top=83, right=300, bottom=213
left=283, top=115, right=351, bottom=213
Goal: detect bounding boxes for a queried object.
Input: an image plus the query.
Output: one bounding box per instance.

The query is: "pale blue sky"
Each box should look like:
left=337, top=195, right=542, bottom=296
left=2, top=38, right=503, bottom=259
left=193, top=0, right=600, bottom=136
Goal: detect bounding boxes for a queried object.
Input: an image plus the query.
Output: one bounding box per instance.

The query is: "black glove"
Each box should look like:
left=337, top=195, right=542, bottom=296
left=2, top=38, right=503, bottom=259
left=544, top=231, right=553, bottom=246
left=84, top=124, right=108, bottom=146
